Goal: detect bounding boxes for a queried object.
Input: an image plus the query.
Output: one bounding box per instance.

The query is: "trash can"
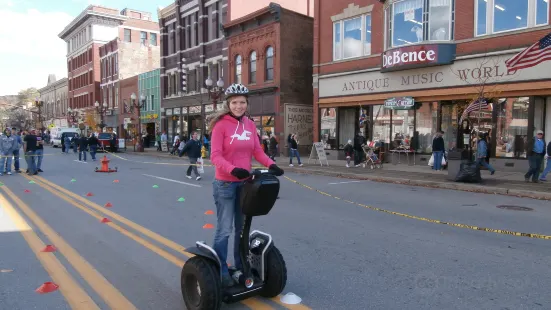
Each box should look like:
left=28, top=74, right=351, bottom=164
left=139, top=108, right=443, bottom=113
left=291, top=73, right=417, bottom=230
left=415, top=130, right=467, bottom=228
left=447, top=150, right=465, bottom=181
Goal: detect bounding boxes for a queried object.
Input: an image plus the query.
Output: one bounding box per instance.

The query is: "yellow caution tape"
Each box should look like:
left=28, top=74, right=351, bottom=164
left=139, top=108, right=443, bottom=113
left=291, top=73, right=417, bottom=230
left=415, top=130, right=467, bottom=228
left=283, top=176, right=551, bottom=241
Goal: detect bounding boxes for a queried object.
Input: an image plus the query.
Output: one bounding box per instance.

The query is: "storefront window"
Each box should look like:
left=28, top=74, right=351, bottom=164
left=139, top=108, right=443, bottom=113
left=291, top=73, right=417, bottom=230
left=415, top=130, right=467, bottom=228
left=339, top=108, right=356, bottom=149
left=373, top=105, right=391, bottom=144
left=415, top=102, right=438, bottom=153
left=495, top=97, right=529, bottom=158
left=392, top=109, right=414, bottom=148
left=441, top=102, right=463, bottom=150
left=320, top=108, right=337, bottom=149
left=534, top=97, right=545, bottom=135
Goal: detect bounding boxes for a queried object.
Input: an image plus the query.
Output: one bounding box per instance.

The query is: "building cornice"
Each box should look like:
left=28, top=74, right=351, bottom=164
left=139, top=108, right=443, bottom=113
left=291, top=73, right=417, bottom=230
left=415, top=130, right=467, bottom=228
left=159, top=3, right=177, bottom=19
left=38, top=78, right=69, bottom=93
left=58, top=7, right=127, bottom=39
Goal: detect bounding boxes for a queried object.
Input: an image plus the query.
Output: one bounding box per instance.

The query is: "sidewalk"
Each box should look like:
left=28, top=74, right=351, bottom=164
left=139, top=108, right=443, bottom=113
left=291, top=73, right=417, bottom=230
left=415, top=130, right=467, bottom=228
left=125, top=148, right=551, bottom=200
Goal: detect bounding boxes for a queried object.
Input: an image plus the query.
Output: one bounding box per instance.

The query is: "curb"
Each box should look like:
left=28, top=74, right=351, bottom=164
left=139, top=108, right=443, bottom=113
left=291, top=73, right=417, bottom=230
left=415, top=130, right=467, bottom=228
left=120, top=151, right=551, bottom=201
left=284, top=167, right=551, bottom=201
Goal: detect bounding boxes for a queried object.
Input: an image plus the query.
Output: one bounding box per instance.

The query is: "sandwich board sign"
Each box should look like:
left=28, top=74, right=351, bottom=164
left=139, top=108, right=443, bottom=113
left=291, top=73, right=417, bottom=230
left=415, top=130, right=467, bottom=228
left=308, top=142, right=329, bottom=166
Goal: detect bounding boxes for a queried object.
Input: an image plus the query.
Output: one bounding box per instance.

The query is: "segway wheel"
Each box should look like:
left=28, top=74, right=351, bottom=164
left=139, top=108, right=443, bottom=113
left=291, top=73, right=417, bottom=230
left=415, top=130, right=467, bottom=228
left=181, top=256, right=222, bottom=310
left=259, top=246, right=287, bottom=298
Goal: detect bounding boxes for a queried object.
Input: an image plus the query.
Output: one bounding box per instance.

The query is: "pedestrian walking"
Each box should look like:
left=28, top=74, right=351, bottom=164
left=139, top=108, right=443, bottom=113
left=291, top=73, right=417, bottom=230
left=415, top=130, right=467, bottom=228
left=476, top=132, right=495, bottom=175
left=23, top=129, right=38, bottom=175
left=344, top=139, right=354, bottom=168
left=289, top=134, right=303, bottom=167
left=0, top=128, right=17, bottom=176
left=432, top=131, right=445, bottom=171
left=269, top=133, right=278, bottom=161
left=35, top=131, right=45, bottom=172
left=353, top=132, right=365, bottom=167
left=525, top=130, right=546, bottom=183
left=72, top=134, right=79, bottom=154
left=78, top=134, right=89, bottom=162
left=88, top=133, right=100, bottom=161
left=12, top=128, right=22, bottom=173
left=539, top=140, right=551, bottom=181
left=208, top=83, right=283, bottom=287
left=179, top=131, right=202, bottom=180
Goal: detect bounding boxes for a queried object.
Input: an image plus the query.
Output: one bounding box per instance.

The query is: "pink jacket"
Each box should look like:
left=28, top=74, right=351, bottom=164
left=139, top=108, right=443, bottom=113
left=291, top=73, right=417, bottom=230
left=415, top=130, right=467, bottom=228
left=211, top=115, right=275, bottom=181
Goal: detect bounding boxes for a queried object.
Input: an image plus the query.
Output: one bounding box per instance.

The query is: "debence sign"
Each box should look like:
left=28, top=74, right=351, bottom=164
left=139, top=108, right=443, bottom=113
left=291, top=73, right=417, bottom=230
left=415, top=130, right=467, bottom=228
left=381, top=44, right=456, bottom=72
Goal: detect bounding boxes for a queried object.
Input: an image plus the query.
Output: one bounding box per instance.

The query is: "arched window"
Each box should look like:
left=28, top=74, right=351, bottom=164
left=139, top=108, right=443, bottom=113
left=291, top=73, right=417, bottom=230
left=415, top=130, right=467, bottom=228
left=234, top=55, right=242, bottom=84
left=265, top=46, right=274, bottom=81
left=249, top=51, right=257, bottom=84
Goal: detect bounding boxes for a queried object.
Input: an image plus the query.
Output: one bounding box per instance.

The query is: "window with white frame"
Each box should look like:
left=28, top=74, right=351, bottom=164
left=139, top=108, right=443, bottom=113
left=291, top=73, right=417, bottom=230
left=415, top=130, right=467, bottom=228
left=333, top=14, right=372, bottom=61
left=476, top=0, right=548, bottom=36
left=386, top=0, right=454, bottom=48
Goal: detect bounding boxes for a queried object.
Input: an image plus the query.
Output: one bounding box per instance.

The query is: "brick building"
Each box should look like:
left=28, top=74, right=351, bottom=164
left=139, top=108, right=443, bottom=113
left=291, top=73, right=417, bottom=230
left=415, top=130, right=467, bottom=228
left=223, top=3, right=314, bottom=154
left=158, top=0, right=228, bottom=143
left=38, top=74, right=69, bottom=128
left=58, top=5, right=160, bottom=133
left=98, top=8, right=160, bottom=137
left=313, top=0, right=551, bottom=171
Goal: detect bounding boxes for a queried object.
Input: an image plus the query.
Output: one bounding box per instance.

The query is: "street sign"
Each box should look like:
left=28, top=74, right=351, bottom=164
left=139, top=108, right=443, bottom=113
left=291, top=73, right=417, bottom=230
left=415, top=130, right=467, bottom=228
left=384, top=97, right=415, bottom=110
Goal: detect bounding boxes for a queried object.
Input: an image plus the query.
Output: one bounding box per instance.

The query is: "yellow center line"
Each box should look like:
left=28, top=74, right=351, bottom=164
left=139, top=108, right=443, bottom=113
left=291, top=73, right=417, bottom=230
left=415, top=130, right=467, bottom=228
left=0, top=185, right=136, bottom=310
left=0, top=192, right=100, bottom=310
left=28, top=175, right=292, bottom=309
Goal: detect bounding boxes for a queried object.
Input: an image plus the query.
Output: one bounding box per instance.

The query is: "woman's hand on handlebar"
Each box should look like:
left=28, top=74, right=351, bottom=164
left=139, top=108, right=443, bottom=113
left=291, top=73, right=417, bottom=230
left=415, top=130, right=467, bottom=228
left=269, top=164, right=284, bottom=176
left=231, top=167, right=250, bottom=179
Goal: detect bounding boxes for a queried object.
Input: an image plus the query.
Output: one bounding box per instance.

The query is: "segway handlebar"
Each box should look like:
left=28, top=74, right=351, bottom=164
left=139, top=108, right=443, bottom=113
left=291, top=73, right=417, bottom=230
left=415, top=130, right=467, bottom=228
left=251, top=168, right=275, bottom=177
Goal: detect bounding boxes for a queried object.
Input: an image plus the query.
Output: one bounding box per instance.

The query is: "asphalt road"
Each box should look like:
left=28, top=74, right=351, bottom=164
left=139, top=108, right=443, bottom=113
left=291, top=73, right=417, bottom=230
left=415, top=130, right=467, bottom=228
left=1, top=147, right=551, bottom=310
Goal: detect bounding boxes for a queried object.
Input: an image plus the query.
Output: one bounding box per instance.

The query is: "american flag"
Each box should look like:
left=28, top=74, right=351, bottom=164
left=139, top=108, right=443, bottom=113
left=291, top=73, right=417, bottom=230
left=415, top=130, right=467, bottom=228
left=459, top=98, right=488, bottom=123
left=505, top=32, right=551, bottom=72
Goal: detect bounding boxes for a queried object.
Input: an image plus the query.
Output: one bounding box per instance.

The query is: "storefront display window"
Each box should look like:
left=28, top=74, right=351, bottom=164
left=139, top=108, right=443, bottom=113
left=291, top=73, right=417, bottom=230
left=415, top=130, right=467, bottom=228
left=415, top=102, right=438, bottom=153
left=392, top=109, right=414, bottom=148
left=373, top=105, right=391, bottom=144
left=252, top=115, right=275, bottom=139
left=338, top=108, right=356, bottom=149
left=495, top=97, right=529, bottom=158
left=320, top=108, right=337, bottom=149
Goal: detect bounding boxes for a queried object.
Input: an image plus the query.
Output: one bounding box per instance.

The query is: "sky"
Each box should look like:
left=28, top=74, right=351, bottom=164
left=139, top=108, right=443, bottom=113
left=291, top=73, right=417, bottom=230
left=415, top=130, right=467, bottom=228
left=0, top=0, right=166, bottom=96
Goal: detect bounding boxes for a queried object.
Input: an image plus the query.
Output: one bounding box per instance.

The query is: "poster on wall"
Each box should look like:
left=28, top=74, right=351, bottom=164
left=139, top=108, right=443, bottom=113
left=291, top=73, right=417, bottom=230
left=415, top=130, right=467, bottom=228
left=284, top=104, right=313, bottom=149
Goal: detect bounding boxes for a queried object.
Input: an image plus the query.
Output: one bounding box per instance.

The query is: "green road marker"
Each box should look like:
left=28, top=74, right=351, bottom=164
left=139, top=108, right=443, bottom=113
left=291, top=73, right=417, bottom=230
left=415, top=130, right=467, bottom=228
left=178, top=197, right=185, bottom=202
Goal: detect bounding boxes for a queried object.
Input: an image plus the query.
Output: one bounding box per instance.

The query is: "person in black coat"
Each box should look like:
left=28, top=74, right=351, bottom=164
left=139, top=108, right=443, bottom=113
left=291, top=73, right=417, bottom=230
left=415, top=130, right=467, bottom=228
left=432, top=131, right=445, bottom=170
left=78, top=134, right=89, bottom=162
left=179, top=131, right=202, bottom=180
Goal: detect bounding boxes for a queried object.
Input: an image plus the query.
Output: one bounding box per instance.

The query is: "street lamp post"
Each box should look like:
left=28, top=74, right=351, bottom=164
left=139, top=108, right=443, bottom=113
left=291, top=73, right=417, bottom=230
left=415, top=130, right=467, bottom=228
left=66, top=108, right=79, bottom=128
left=94, top=101, right=109, bottom=132
left=130, top=93, right=146, bottom=152
left=204, top=77, right=225, bottom=106
left=34, top=98, right=44, bottom=131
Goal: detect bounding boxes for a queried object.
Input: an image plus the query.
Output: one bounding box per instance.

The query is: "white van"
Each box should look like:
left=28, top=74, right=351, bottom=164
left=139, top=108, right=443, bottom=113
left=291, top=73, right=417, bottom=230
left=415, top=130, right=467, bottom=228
left=52, top=128, right=79, bottom=147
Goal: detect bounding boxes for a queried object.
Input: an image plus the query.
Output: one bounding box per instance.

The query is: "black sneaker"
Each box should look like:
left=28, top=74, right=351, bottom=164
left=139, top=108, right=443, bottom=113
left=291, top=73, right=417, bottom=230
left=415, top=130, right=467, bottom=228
left=38, top=169, right=43, bottom=172
left=222, top=275, right=234, bottom=287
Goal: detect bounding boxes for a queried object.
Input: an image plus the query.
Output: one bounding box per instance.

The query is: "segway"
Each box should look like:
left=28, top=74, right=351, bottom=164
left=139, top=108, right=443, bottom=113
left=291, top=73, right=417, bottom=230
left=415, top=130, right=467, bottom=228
left=181, top=169, right=287, bottom=310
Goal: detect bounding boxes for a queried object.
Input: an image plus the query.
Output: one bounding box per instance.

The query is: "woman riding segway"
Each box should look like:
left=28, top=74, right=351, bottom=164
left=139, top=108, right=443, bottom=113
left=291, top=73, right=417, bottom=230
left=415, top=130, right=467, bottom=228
left=208, top=83, right=284, bottom=287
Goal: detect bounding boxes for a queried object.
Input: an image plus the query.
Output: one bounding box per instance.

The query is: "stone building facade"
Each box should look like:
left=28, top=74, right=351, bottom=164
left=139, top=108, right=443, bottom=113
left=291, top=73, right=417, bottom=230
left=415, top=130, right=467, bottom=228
left=38, top=74, right=69, bottom=128
left=158, top=0, right=228, bottom=142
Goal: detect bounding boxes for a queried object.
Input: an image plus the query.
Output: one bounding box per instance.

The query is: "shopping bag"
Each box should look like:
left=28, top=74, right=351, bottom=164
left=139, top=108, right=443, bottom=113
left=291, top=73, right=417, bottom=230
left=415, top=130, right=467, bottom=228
left=197, top=157, right=204, bottom=174
left=441, top=155, right=447, bottom=166
left=428, top=154, right=434, bottom=166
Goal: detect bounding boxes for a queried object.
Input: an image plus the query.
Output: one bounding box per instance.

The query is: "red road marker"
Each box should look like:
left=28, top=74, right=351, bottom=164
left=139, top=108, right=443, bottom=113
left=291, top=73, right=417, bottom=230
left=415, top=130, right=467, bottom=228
left=40, top=245, right=57, bottom=252
left=203, top=224, right=214, bottom=229
left=85, top=192, right=94, bottom=197
left=104, top=202, right=113, bottom=208
left=36, top=282, right=59, bottom=294
left=113, top=180, right=120, bottom=183
left=24, top=189, right=31, bottom=193
left=204, top=210, right=214, bottom=215
left=100, top=218, right=111, bottom=223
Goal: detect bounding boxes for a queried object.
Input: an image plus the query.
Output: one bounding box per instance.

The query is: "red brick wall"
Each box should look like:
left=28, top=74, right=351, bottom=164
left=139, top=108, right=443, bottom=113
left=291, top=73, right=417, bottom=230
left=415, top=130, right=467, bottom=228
left=119, top=19, right=160, bottom=46
left=118, top=75, right=138, bottom=125
left=314, top=0, right=551, bottom=75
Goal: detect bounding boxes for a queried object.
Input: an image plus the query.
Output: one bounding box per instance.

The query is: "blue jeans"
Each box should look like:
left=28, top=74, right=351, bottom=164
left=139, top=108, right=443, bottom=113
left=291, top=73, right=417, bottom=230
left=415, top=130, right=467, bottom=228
left=79, top=150, right=87, bottom=161
left=13, top=149, right=20, bottom=171
left=64, top=143, right=71, bottom=153
left=35, top=149, right=43, bottom=170
left=25, top=150, right=36, bottom=174
left=433, top=151, right=444, bottom=170
left=0, top=153, right=12, bottom=173
left=477, top=157, right=495, bottom=173
left=289, top=149, right=301, bottom=164
left=212, top=180, right=244, bottom=276
left=90, top=146, right=97, bottom=160
left=540, top=158, right=551, bottom=180
left=525, top=155, right=544, bottom=182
